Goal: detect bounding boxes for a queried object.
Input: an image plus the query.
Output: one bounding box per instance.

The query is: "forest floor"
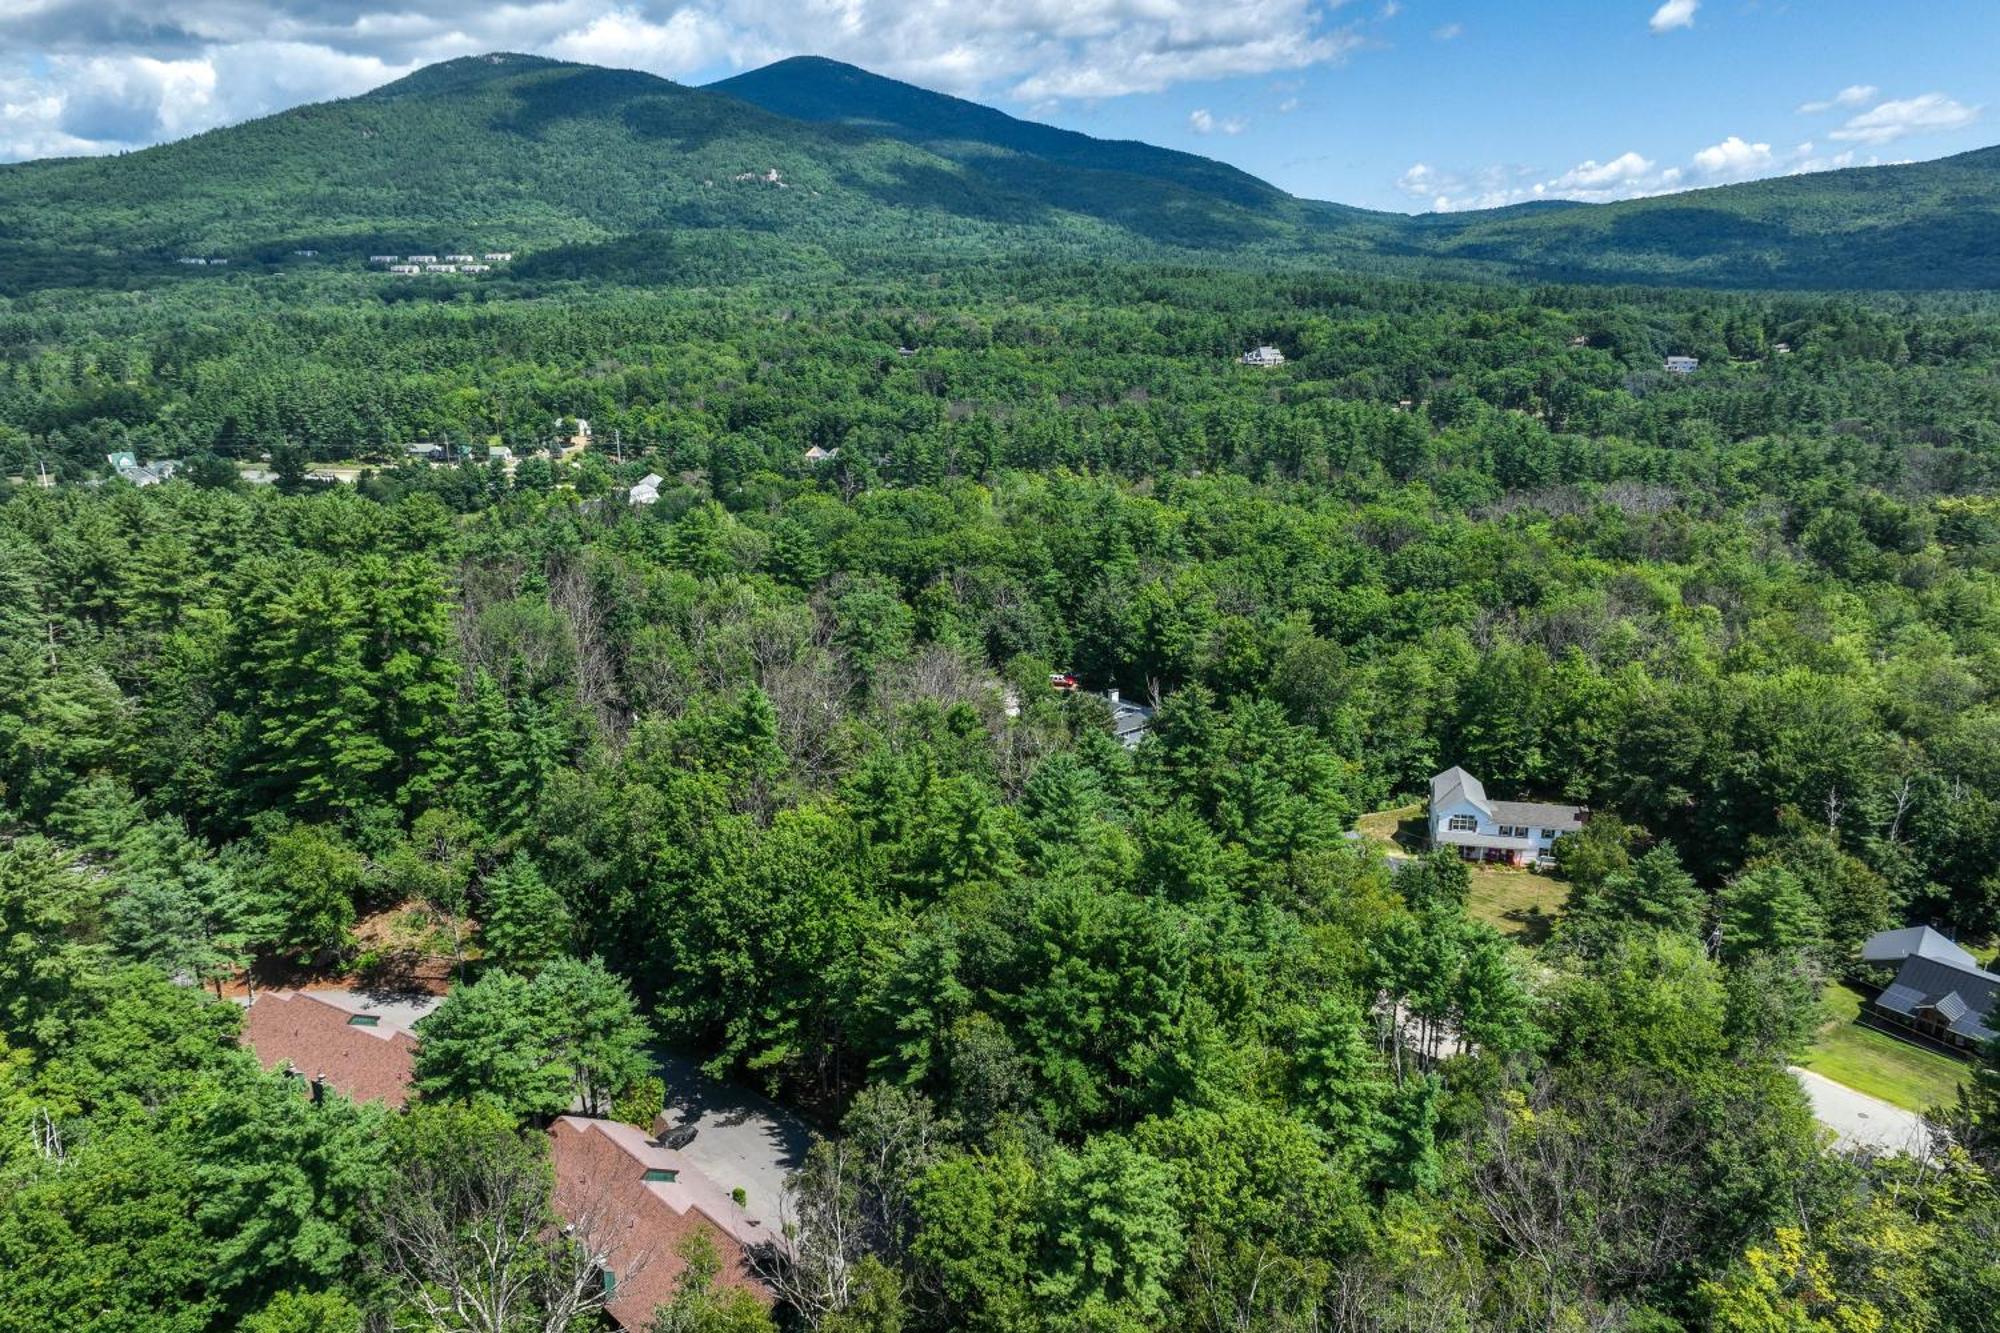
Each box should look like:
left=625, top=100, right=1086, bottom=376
left=1796, top=982, right=1970, bottom=1113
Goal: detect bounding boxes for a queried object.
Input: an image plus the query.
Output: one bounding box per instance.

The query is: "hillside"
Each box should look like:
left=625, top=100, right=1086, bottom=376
left=709, top=56, right=1289, bottom=212
left=0, top=53, right=1320, bottom=293
left=1418, top=144, right=2000, bottom=288
left=0, top=51, right=1997, bottom=292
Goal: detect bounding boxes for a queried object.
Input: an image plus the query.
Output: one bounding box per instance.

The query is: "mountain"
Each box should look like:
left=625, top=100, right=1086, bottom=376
left=0, top=52, right=1336, bottom=293
left=0, top=51, right=1996, bottom=293
left=708, top=56, right=1286, bottom=212
left=1415, top=144, right=2000, bottom=289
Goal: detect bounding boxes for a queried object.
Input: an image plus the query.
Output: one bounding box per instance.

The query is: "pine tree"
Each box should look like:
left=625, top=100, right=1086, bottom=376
left=478, top=854, right=571, bottom=976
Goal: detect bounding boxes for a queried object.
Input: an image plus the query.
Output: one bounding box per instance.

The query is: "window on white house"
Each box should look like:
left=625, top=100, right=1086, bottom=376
left=1541, top=828, right=1560, bottom=839
left=1447, top=814, right=1477, bottom=833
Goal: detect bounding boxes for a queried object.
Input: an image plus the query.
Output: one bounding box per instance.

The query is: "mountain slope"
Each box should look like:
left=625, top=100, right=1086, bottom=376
left=0, top=51, right=1996, bottom=293
left=0, top=52, right=1331, bottom=292
left=721, top=56, right=2000, bottom=289
left=1418, top=144, right=2000, bottom=288
left=709, top=56, right=1286, bottom=212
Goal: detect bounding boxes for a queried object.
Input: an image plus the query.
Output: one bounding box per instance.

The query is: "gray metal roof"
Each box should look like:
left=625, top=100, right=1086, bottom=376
left=1430, top=767, right=1490, bottom=816
left=1860, top=925, right=1978, bottom=969
left=1876, top=982, right=1926, bottom=1017
left=1874, top=953, right=1999, bottom=1043
left=1489, top=800, right=1585, bottom=831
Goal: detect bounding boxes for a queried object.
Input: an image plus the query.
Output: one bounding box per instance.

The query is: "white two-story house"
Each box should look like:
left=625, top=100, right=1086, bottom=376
left=1428, top=766, right=1585, bottom=866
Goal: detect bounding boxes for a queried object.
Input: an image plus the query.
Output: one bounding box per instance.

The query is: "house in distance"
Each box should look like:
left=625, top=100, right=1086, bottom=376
left=1427, top=766, right=1584, bottom=866
left=1859, top=925, right=1997, bottom=1051
left=1239, top=345, right=1286, bottom=367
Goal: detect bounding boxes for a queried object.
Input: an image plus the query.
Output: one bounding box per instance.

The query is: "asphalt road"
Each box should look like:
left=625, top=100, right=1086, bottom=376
left=1790, top=1067, right=1935, bottom=1155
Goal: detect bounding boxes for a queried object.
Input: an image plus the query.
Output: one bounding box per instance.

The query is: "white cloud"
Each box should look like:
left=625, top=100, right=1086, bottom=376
left=1188, top=107, right=1246, bottom=136
left=1692, top=134, right=1773, bottom=177
left=1399, top=131, right=1906, bottom=213
left=547, top=8, right=735, bottom=72
left=1648, top=0, right=1697, bottom=34
left=1432, top=22, right=1462, bottom=40
left=1830, top=91, right=1980, bottom=144
left=1798, top=84, right=1877, bottom=114
left=1395, top=155, right=1684, bottom=211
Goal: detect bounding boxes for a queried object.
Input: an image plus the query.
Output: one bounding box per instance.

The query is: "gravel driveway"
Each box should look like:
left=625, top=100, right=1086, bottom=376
left=1790, top=1067, right=1936, bottom=1156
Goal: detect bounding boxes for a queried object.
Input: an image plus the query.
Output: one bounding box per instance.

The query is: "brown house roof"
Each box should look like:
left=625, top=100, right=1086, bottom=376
left=239, top=990, right=419, bottom=1109
left=549, top=1116, right=770, bottom=1328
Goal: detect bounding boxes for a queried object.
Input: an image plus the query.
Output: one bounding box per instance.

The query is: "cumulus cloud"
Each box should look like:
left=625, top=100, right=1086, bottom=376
left=1691, top=134, right=1773, bottom=178
left=1188, top=108, right=1246, bottom=136
left=0, top=0, right=1384, bottom=160
left=1399, top=133, right=1901, bottom=213
left=1830, top=91, right=1980, bottom=144
left=1648, top=0, right=1697, bottom=34
left=1798, top=84, right=1877, bottom=114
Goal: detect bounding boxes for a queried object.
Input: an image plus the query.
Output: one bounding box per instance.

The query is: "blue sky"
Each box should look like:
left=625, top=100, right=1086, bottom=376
left=1, top=0, right=1993, bottom=213
left=1017, top=0, right=1999, bottom=210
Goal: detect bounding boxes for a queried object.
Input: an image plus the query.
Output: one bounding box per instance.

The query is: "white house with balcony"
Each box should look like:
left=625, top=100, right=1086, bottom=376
left=1239, top=345, right=1286, bottom=367
left=1664, top=355, right=1700, bottom=375
left=1428, top=767, right=1584, bottom=867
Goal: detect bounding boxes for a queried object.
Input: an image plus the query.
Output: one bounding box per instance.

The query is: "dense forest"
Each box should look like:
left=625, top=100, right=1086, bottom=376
left=1, top=251, right=1998, bottom=1331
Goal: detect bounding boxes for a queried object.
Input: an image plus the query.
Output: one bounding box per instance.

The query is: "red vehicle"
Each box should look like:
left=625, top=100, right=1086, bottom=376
left=1049, top=673, right=1080, bottom=692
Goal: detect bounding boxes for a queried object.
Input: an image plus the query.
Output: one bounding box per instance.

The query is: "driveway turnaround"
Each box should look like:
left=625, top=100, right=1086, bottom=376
left=651, top=1049, right=815, bottom=1238
left=1790, top=1067, right=1935, bottom=1156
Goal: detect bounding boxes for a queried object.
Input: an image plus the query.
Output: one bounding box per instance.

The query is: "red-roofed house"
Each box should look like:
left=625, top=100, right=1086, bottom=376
left=549, top=1115, right=771, bottom=1328
left=239, top=990, right=419, bottom=1109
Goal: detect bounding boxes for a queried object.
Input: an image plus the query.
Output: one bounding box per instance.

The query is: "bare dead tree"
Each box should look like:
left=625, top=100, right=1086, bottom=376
left=373, top=1130, right=642, bottom=1333
left=546, top=555, right=622, bottom=742
left=753, top=1138, right=864, bottom=1329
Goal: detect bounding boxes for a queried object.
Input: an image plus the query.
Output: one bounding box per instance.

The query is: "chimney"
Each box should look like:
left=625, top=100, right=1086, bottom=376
left=1106, top=688, right=1120, bottom=704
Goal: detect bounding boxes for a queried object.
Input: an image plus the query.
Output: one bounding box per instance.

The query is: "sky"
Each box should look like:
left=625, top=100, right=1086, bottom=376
left=0, top=0, right=1994, bottom=213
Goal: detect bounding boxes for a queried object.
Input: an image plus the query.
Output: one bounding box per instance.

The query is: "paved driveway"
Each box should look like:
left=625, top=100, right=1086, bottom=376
left=1791, top=1067, right=1936, bottom=1156
left=653, top=1050, right=815, bottom=1236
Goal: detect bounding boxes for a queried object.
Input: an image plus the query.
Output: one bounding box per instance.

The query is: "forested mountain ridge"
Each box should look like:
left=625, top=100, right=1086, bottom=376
left=0, top=52, right=1318, bottom=293
left=707, top=55, right=1299, bottom=212
left=1417, top=143, right=2000, bottom=289
left=3, top=51, right=1999, bottom=293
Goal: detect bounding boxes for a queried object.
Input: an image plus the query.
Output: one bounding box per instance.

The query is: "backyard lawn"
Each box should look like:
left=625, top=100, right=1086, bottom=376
left=1464, top=867, right=1569, bottom=945
left=1354, top=804, right=1569, bottom=944
left=1796, top=982, right=1971, bottom=1114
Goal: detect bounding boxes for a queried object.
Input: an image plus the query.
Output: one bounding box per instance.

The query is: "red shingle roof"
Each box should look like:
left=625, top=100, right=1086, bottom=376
left=239, top=990, right=418, bottom=1109
left=549, top=1116, right=771, bottom=1328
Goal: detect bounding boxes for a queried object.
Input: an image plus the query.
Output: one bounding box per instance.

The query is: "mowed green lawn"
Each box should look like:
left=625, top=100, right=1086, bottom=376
left=1797, top=982, right=1971, bottom=1113
left=1354, top=804, right=1568, bottom=944
left=1464, top=866, right=1569, bottom=945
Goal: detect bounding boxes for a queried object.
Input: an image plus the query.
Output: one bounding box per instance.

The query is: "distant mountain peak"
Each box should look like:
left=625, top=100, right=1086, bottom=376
left=365, top=52, right=574, bottom=99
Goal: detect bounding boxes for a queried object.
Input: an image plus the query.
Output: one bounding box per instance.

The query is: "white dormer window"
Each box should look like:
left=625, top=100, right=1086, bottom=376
left=1447, top=814, right=1477, bottom=833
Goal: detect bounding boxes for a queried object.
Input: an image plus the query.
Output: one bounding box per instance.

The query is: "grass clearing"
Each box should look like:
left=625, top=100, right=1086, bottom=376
left=1797, top=982, right=1971, bottom=1114
left=1355, top=803, right=1422, bottom=855
left=1465, top=866, right=1568, bottom=945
